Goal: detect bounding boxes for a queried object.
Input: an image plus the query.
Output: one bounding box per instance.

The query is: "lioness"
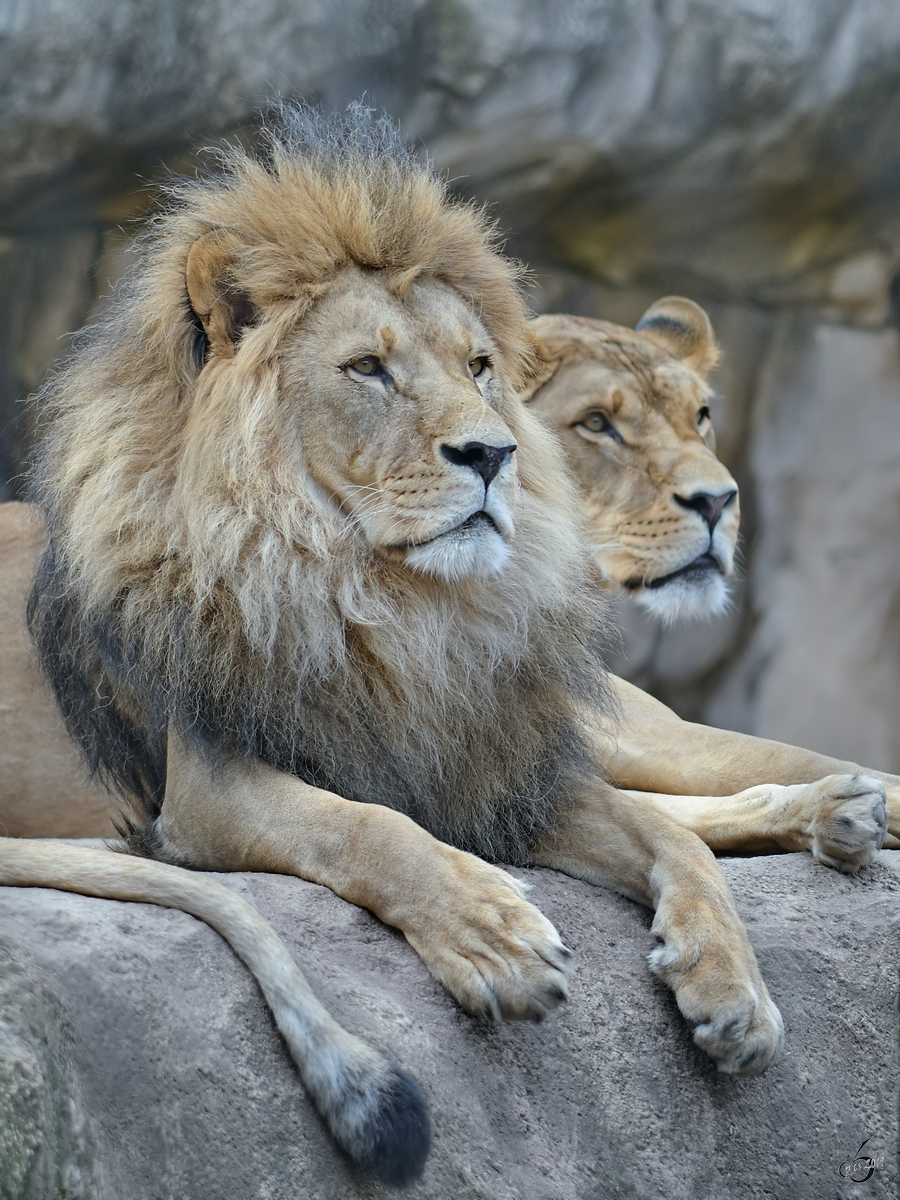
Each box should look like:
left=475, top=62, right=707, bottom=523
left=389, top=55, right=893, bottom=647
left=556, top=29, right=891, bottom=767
left=525, top=301, right=738, bottom=623
left=0, top=106, right=891, bottom=1185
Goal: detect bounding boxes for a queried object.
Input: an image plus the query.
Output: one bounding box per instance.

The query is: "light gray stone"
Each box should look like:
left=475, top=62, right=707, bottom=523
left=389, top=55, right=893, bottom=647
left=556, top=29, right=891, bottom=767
left=707, top=321, right=900, bottom=767
left=0, top=845, right=897, bottom=1199
left=2, top=0, right=900, bottom=297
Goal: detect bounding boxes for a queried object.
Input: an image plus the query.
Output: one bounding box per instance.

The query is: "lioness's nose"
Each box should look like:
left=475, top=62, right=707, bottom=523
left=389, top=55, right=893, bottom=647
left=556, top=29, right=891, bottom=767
left=440, top=440, right=516, bottom=486
left=674, top=488, right=737, bottom=531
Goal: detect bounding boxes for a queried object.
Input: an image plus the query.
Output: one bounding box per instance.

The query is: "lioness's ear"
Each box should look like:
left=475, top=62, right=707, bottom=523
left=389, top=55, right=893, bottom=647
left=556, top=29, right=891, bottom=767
left=519, top=319, right=569, bottom=402
left=185, top=231, right=260, bottom=362
left=635, top=297, right=718, bottom=376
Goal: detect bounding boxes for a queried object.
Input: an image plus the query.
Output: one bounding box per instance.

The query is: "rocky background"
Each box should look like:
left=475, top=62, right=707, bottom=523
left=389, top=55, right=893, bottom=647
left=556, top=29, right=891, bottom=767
left=1, top=0, right=900, bottom=768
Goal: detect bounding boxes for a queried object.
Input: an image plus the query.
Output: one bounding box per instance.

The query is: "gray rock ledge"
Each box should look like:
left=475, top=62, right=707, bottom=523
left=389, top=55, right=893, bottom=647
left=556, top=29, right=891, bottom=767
left=0, top=844, right=897, bottom=1199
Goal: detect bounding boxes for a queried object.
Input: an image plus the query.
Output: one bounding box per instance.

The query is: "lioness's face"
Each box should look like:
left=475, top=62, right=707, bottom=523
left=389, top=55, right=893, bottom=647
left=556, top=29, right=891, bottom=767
left=281, top=268, right=520, bottom=581
left=527, top=313, right=739, bottom=623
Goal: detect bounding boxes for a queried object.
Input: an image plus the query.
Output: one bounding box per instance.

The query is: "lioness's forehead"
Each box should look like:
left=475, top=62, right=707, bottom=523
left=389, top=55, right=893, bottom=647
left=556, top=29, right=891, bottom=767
left=302, top=267, right=492, bottom=356
left=542, top=353, right=707, bottom=420
left=599, top=334, right=711, bottom=412
left=531, top=358, right=639, bottom=420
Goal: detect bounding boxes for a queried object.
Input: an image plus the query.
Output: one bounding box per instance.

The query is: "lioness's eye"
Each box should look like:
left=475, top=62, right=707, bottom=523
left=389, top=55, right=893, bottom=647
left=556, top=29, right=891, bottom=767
left=469, top=356, right=489, bottom=378
left=346, top=355, right=382, bottom=376
left=697, top=405, right=711, bottom=425
left=576, top=411, right=623, bottom=443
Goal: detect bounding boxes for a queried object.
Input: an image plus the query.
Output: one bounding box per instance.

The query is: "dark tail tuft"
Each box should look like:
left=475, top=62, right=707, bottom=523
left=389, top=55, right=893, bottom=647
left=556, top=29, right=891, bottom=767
left=346, top=1066, right=431, bottom=1187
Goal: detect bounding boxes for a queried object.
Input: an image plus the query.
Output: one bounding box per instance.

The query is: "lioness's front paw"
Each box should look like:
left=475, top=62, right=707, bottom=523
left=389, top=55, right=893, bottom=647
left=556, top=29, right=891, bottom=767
left=649, top=934, right=783, bottom=1076
left=805, top=774, right=886, bottom=873
left=403, top=851, right=572, bottom=1021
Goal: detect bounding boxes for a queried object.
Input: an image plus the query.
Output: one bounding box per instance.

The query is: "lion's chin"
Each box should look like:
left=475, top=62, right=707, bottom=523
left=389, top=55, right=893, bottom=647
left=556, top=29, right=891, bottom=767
left=633, top=568, right=730, bottom=625
left=404, top=518, right=510, bottom=583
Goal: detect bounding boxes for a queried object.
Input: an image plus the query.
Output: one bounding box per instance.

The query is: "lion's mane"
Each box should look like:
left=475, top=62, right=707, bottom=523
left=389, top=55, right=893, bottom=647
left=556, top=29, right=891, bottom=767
left=27, top=105, right=613, bottom=864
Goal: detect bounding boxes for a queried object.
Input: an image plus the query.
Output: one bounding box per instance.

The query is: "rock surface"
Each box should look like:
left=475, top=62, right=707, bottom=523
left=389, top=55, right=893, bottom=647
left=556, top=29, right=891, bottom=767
left=3, top=0, right=900, bottom=286
left=0, top=844, right=897, bottom=1199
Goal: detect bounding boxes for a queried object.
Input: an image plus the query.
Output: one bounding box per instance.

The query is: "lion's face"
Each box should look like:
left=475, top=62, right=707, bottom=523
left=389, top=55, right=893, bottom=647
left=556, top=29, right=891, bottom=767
left=525, top=301, right=739, bottom=623
left=279, top=269, right=519, bottom=582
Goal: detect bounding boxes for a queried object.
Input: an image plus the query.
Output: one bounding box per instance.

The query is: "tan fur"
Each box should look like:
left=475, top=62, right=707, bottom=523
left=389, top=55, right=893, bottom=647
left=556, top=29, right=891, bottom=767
left=605, top=676, right=897, bottom=851
left=0, top=502, right=114, bottom=837
left=0, top=109, right=893, bottom=1178
left=525, top=302, right=739, bottom=623
left=5, top=528, right=897, bottom=847
left=5, top=521, right=894, bottom=851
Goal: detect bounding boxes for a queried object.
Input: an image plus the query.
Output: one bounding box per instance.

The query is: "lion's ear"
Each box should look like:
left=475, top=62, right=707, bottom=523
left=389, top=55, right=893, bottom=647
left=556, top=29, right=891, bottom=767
left=185, top=231, right=260, bottom=361
left=635, top=297, right=719, bottom=376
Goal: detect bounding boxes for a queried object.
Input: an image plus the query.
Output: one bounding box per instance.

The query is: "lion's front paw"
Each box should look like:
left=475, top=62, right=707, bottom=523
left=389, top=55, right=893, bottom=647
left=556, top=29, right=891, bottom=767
left=806, top=774, right=886, bottom=873
left=689, top=982, right=783, bottom=1076
left=649, top=932, right=783, bottom=1076
left=403, top=852, right=573, bottom=1022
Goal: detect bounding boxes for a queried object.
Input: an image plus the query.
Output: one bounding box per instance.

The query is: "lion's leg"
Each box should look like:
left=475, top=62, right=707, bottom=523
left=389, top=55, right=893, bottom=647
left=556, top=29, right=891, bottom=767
left=530, top=783, right=784, bottom=1076
left=605, top=675, right=900, bottom=847
left=0, top=836, right=430, bottom=1184
left=627, top=775, right=887, bottom=872
left=156, top=732, right=573, bottom=1023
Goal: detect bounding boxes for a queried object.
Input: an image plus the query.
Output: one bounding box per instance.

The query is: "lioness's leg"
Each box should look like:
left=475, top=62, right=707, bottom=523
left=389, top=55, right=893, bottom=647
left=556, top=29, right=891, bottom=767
left=156, top=733, right=572, bottom=1022
left=606, top=676, right=900, bottom=847
left=530, top=783, right=784, bottom=1076
left=627, top=774, right=887, bottom=871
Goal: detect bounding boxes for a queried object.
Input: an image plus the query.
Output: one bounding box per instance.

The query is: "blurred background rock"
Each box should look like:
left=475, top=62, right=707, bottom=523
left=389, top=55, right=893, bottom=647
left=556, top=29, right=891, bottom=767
left=1, top=0, right=898, bottom=770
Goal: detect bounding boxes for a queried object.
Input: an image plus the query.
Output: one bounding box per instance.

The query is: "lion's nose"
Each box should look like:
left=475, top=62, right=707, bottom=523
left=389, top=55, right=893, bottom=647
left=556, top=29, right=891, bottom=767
left=440, top=440, right=516, bottom=487
left=674, top=488, right=737, bottom=531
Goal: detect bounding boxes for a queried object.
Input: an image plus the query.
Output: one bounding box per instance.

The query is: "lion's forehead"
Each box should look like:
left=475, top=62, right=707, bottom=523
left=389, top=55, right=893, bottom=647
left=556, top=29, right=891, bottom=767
left=589, top=353, right=707, bottom=418
left=301, top=269, right=494, bottom=368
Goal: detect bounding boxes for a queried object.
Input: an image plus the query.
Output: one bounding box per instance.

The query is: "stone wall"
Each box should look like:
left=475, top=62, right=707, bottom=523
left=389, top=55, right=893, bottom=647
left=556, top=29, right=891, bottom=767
left=2, top=0, right=899, bottom=761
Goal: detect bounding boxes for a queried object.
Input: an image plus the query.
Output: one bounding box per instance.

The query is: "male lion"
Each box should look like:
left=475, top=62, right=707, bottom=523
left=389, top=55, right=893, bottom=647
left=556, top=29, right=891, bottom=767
left=0, top=290, right=890, bottom=853
left=0, top=106, right=890, bottom=1184
left=525, top=302, right=738, bottom=623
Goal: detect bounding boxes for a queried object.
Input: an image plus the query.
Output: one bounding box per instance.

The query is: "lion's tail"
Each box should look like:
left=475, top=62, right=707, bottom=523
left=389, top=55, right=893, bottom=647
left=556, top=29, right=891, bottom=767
left=0, top=838, right=431, bottom=1187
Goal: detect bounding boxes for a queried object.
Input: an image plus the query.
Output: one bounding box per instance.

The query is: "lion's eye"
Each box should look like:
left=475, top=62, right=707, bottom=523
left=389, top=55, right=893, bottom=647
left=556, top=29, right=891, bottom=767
left=697, top=405, right=711, bottom=425
left=576, top=411, right=623, bottom=443
left=469, top=356, right=489, bottom=378
left=346, top=355, right=382, bottom=377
